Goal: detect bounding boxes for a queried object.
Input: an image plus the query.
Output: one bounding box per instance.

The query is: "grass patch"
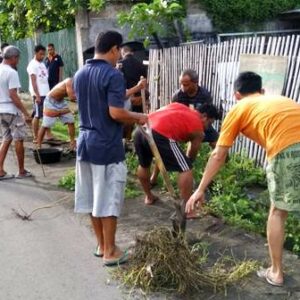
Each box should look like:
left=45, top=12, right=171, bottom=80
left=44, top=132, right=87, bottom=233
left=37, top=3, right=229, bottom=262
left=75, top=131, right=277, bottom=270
left=59, top=143, right=300, bottom=255
left=51, top=113, right=79, bottom=141
left=58, top=169, right=75, bottom=191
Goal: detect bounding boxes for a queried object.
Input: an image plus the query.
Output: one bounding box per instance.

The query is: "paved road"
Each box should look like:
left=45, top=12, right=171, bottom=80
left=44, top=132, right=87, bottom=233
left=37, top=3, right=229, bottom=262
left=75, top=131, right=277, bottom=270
left=0, top=156, right=123, bottom=300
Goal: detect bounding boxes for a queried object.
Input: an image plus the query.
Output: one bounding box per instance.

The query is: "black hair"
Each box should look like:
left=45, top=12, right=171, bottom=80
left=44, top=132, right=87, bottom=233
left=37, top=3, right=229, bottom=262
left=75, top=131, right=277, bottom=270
left=34, top=44, right=46, bottom=53
left=1, top=43, right=9, bottom=51
left=180, top=69, right=199, bottom=83
left=95, top=31, right=123, bottom=54
left=47, top=43, right=55, bottom=48
left=197, top=103, right=222, bottom=120
left=234, top=71, right=262, bottom=95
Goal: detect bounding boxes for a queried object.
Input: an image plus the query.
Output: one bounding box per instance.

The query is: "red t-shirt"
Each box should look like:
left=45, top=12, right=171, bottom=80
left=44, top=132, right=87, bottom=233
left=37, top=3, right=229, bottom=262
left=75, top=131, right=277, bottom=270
left=149, top=103, right=204, bottom=141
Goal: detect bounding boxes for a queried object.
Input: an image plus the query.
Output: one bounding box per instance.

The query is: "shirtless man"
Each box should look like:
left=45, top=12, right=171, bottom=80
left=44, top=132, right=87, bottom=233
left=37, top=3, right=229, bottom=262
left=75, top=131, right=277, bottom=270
left=37, top=78, right=76, bottom=150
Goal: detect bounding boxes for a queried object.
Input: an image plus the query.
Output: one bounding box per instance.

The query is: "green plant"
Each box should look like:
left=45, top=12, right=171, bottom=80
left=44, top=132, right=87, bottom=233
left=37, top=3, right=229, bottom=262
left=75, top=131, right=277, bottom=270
left=117, top=0, right=186, bottom=47
left=200, top=0, right=299, bottom=32
left=51, top=113, right=79, bottom=141
left=59, top=169, right=75, bottom=191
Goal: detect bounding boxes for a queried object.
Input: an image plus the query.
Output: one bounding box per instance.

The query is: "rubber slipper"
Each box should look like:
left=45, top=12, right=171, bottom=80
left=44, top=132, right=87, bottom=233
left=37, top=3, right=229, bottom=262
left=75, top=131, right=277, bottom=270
left=0, top=173, right=15, bottom=181
left=145, top=196, right=159, bottom=205
left=257, top=268, right=284, bottom=287
left=103, top=250, right=129, bottom=267
left=150, top=181, right=158, bottom=189
left=94, top=245, right=103, bottom=258
left=15, top=170, right=33, bottom=179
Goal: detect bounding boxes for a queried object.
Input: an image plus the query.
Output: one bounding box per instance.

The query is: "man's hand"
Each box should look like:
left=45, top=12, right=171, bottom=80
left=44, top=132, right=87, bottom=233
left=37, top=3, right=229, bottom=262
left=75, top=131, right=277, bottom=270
left=24, top=115, right=32, bottom=124
left=35, top=95, right=41, bottom=104
left=137, top=114, right=148, bottom=125
left=185, top=189, right=205, bottom=214
left=137, top=78, right=147, bottom=90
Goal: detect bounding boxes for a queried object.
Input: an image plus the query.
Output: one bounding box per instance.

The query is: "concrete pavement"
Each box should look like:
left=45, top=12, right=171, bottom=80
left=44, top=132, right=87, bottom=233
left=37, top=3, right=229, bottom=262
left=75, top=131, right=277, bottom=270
left=0, top=150, right=122, bottom=300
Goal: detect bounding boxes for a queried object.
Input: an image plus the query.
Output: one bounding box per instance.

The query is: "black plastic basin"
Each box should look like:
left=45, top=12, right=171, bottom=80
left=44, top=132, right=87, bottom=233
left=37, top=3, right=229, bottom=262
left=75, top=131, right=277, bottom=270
left=33, top=148, right=62, bottom=164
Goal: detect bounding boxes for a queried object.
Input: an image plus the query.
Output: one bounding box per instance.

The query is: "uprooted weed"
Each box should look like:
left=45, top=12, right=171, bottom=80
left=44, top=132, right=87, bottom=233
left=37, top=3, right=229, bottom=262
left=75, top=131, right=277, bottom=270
left=114, top=227, right=259, bottom=295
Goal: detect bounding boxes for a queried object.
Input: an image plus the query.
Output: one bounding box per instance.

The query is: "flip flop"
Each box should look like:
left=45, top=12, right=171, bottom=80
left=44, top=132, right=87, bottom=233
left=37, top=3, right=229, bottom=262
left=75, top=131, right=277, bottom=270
left=0, top=173, right=15, bottom=181
left=94, top=245, right=103, bottom=258
left=15, top=170, right=33, bottom=179
left=103, top=250, right=129, bottom=267
left=145, top=195, right=159, bottom=205
left=257, top=268, right=284, bottom=287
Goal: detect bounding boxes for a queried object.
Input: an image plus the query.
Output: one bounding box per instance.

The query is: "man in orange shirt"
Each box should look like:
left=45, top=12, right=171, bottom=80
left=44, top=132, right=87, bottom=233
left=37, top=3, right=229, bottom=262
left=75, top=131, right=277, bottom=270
left=186, top=71, right=300, bottom=287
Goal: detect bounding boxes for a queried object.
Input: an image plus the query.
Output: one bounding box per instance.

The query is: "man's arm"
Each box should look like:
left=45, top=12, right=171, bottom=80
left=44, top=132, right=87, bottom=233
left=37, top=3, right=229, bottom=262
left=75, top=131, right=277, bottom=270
left=58, top=55, right=64, bottom=82
left=109, top=107, right=147, bottom=125
left=126, top=78, right=146, bottom=97
left=9, top=89, right=31, bottom=121
left=186, top=131, right=204, bottom=161
left=30, top=74, right=41, bottom=103
left=185, top=145, right=229, bottom=213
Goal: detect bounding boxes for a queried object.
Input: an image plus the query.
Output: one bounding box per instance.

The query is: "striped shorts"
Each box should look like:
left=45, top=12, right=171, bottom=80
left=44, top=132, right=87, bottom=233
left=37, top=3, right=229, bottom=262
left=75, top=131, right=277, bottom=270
left=133, top=128, right=192, bottom=172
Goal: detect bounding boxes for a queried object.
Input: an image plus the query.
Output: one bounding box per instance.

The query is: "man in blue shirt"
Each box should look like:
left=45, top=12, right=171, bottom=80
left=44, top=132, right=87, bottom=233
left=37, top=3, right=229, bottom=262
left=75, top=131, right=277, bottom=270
left=74, top=31, right=147, bottom=267
left=45, top=44, right=64, bottom=89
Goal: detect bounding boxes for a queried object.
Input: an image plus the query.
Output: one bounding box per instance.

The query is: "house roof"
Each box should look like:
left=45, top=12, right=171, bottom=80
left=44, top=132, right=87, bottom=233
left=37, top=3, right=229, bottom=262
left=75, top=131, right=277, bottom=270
left=280, top=8, right=300, bottom=20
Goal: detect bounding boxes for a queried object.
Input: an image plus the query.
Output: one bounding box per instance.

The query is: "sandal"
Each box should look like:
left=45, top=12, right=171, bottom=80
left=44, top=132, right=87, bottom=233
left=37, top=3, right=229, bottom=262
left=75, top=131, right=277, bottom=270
left=15, top=170, right=33, bottom=179
left=257, top=268, right=284, bottom=287
left=94, top=245, right=104, bottom=258
left=0, top=172, right=15, bottom=181
left=103, top=250, right=129, bottom=267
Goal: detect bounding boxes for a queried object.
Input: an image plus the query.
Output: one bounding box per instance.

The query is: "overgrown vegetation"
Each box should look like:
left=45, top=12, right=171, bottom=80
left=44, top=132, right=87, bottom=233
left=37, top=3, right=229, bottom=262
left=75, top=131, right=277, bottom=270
left=200, top=0, right=299, bottom=32
left=193, top=145, right=300, bottom=255
left=114, top=227, right=259, bottom=295
left=59, top=144, right=300, bottom=255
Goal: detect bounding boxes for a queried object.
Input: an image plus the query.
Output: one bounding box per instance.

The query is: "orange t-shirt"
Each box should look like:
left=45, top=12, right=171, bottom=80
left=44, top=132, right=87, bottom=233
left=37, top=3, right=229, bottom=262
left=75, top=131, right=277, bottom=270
left=217, top=95, right=300, bottom=160
left=149, top=102, right=204, bottom=141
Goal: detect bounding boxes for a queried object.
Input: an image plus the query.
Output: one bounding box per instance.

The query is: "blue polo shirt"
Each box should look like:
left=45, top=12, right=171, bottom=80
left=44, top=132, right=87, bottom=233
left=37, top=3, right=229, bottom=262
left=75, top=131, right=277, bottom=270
left=73, top=59, right=126, bottom=165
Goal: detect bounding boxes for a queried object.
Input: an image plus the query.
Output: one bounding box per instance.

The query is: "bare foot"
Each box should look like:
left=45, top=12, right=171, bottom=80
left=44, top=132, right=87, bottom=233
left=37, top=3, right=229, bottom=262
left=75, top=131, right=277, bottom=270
left=69, top=140, right=76, bottom=151
left=145, top=195, right=159, bottom=205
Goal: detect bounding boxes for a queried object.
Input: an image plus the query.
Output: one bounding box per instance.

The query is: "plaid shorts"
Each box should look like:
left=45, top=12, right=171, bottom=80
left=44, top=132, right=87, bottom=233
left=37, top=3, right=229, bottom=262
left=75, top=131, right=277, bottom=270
left=0, top=113, right=26, bottom=141
left=267, top=143, right=300, bottom=212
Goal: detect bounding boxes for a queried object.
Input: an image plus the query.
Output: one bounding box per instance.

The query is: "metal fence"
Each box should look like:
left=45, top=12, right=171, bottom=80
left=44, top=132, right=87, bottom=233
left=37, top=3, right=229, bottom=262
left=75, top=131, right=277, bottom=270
left=12, top=28, right=78, bottom=92
left=148, top=34, right=300, bottom=166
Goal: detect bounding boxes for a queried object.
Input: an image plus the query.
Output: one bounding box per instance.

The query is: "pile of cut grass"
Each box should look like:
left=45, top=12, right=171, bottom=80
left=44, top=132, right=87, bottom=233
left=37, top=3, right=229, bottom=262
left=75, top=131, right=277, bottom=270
left=114, top=227, right=259, bottom=295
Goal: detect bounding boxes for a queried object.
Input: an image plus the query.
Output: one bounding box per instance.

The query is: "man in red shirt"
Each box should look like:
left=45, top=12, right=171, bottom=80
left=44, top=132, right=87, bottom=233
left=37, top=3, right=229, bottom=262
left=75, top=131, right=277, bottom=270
left=134, top=102, right=220, bottom=210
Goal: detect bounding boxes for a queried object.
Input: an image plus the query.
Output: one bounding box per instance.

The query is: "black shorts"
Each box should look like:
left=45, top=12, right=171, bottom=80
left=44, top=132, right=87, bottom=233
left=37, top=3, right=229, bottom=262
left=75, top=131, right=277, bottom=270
left=133, top=129, right=192, bottom=173
left=32, top=96, right=45, bottom=119
left=203, top=125, right=219, bottom=143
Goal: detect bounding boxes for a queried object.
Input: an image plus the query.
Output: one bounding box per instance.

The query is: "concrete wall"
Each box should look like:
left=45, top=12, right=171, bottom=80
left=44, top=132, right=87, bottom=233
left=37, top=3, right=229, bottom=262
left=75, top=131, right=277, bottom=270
left=75, top=4, right=132, bottom=67
left=74, top=1, right=213, bottom=66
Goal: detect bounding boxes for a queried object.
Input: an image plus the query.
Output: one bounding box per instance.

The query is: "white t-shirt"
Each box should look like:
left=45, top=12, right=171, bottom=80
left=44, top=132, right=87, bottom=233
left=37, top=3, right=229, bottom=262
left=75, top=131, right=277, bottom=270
left=0, top=64, right=21, bottom=115
left=27, top=59, right=49, bottom=97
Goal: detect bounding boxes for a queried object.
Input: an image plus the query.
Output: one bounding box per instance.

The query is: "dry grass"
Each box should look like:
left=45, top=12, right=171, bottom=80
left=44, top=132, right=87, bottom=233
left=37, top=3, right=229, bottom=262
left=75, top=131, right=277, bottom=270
left=114, top=227, right=259, bottom=295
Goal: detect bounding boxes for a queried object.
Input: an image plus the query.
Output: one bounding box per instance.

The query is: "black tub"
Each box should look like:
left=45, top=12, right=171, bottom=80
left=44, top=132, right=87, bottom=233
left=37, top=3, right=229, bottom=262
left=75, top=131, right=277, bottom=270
left=33, top=148, right=62, bottom=164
